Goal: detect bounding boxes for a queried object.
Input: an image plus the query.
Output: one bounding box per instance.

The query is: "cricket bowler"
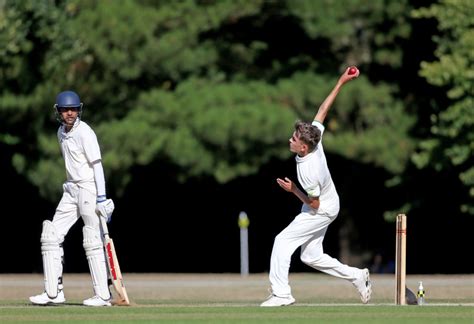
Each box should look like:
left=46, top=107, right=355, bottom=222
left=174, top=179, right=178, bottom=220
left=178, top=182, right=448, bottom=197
left=261, top=67, right=372, bottom=307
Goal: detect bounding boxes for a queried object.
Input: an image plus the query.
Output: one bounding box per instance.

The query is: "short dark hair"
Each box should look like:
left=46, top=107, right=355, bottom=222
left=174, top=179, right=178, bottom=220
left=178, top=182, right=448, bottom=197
left=294, top=120, right=321, bottom=151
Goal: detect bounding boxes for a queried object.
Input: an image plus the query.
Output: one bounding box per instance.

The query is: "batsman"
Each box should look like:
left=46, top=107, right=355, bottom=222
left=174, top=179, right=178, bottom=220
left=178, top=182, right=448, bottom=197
left=29, top=91, right=115, bottom=307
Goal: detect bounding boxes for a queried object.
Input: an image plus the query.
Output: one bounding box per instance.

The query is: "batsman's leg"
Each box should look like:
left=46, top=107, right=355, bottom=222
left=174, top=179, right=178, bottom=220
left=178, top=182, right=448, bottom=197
left=83, top=225, right=111, bottom=306
left=29, top=221, right=66, bottom=305
left=40, top=220, right=61, bottom=298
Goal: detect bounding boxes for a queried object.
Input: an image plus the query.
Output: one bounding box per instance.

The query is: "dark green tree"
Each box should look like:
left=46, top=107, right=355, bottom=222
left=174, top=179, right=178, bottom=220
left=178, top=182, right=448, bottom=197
left=412, top=0, right=474, bottom=215
left=1, top=0, right=417, bottom=211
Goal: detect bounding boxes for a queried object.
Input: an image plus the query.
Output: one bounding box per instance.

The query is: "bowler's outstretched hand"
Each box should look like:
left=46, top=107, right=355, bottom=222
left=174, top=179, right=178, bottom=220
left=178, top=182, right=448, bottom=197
left=339, top=66, right=359, bottom=84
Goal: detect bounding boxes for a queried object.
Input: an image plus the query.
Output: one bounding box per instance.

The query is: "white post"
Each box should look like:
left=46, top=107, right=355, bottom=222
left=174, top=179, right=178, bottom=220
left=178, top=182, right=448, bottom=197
left=238, top=211, right=249, bottom=277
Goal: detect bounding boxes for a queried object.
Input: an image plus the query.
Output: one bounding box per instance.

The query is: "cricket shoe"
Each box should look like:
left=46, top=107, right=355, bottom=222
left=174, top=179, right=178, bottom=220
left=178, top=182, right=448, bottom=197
left=29, top=290, right=66, bottom=305
left=83, top=295, right=112, bottom=307
left=354, top=268, right=372, bottom=304
left=260, top=293, right=295, bottom=307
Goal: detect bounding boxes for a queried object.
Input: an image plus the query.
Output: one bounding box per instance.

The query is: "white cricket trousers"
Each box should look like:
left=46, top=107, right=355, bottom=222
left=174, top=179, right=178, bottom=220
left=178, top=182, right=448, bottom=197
left=269, top=211, right=363, bottom=297
left=52, top=182, right=100, bottom=238
left=49, top=182, right=110, bottom=299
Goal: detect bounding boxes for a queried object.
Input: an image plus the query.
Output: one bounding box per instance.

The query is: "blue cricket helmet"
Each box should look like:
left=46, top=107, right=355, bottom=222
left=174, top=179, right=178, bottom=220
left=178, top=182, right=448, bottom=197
left=55, top=90, right=82, bottom=108
left=54, top=90, right=84, bottom=123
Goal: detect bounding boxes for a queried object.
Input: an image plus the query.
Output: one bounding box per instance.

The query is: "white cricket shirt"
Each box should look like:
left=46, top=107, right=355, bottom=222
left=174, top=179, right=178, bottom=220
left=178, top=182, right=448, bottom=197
left=295, top=121, right=340, bottom=215
left=58, top=119, right=101, bottom=193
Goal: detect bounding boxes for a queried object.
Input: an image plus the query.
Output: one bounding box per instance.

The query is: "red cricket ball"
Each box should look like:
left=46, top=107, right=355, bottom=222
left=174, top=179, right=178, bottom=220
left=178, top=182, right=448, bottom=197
left=348, top=66, right=358, bottom=75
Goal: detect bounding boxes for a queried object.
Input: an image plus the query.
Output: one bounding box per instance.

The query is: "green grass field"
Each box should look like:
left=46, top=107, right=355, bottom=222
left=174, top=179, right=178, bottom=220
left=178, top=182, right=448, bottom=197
left=1, top=304, right=473, bottom=324
left=1, top=273, right=473, bottom=323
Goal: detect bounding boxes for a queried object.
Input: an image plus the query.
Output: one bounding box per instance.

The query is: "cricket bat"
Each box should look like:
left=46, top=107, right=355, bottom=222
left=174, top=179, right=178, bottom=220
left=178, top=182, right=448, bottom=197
left=99, top=216, right=130, bottom=306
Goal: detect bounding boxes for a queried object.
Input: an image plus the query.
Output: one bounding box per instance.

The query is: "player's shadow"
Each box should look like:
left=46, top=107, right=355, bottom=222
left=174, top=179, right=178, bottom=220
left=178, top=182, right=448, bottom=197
left=28, top=302, right=86, bottom=307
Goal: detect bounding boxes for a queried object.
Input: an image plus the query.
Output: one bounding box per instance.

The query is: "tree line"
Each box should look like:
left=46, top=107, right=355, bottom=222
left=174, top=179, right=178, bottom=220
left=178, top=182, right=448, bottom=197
left=1, top=0, right=472, bottom=273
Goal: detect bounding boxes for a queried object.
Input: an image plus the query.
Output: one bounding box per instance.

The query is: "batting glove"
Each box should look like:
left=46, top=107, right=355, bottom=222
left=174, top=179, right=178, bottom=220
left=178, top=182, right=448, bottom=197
left=96, top=197, right=114, bottom=223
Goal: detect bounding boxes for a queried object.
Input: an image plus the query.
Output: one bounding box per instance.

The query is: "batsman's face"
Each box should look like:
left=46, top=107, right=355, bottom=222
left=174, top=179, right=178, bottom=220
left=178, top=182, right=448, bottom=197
left=59, top=107, right=79, bottom=127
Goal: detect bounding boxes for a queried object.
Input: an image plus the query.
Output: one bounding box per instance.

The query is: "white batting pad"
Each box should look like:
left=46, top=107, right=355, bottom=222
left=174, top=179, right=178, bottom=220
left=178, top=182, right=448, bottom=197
left=83, top=226, right=110, bottom=300
left=40, top=221, right=60, bottom=298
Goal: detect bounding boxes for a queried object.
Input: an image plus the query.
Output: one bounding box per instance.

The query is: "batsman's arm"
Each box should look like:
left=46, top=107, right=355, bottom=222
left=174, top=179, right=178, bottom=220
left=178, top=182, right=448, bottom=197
left=276, top=177, right=320, bottom=209
left=93, top=160, right=108, bottom=209
left=314, top=67, right=359, bottom=124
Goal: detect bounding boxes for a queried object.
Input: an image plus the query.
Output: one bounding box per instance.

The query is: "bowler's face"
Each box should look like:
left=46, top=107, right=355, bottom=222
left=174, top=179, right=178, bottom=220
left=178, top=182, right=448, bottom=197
left=289, top=131, right=305, bottom=155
